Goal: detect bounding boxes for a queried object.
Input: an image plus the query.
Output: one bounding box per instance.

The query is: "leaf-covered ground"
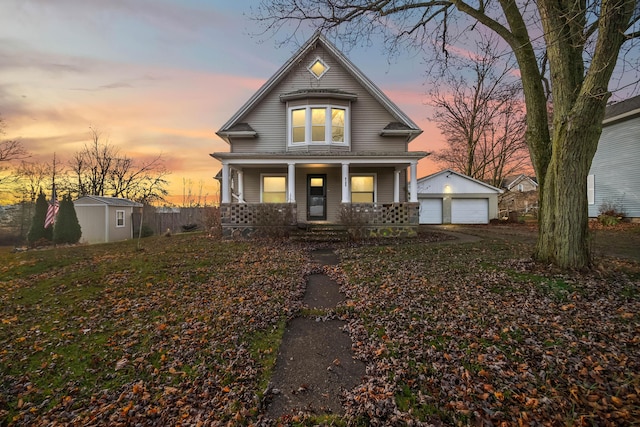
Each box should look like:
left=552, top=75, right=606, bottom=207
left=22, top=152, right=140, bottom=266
left=1, top=230, right=639, bottom=426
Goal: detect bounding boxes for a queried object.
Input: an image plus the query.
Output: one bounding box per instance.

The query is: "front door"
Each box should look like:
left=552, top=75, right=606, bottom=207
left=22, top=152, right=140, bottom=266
left=307, top=174, right=326, bottom=221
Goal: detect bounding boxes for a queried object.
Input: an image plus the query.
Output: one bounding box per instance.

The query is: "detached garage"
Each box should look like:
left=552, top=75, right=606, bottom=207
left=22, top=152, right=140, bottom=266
left=417, top=169, right=502, bottom=224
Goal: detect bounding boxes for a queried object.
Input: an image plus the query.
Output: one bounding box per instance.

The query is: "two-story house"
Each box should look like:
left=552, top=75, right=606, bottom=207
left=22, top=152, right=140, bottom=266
left=212, top=32, right=428, bottom=237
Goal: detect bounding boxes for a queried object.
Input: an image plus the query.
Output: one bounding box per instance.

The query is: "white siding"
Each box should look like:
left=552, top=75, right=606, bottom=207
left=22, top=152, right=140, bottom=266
left=588, top=116, right=640, bottom=218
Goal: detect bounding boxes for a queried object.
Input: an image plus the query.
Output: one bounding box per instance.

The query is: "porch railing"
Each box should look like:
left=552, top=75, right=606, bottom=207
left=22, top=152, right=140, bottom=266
left=219, top=202, right=419, bottom=238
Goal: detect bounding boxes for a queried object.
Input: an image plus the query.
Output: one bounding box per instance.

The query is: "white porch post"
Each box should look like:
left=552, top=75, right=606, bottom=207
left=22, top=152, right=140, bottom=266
left=287, top=162, right=296, bottom=202
left=409, top=161, right=418, bottom=202
left=341, top=162, right=350, bottom=203
left=393, top=169, right=401, bottom=203
left=221, top=162, right=230, bottom=204
left=237, top=169, right=244, bottom=203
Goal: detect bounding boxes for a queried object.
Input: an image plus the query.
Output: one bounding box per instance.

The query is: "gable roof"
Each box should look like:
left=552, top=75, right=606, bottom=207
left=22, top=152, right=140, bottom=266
left=217, top=31, right=421, bottom=141
left=417, top=169, right=502, bottom=193
left=74, top=195, right=143, bottom=207
left=603, top=95, right=640, bottom=125
left=501, top=174, right=538, bottom=190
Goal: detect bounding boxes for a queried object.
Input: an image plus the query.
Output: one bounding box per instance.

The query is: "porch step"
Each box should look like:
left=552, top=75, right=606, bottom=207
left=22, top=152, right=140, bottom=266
left=290, top=224, right=350, bottom=242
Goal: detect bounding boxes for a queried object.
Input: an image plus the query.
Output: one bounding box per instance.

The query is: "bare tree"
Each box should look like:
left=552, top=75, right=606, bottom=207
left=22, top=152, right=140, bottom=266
left=182, top=178, right=209, bottom=207
left=69, top=127, right=170, bottom=204
left=15, top=161, right=53, bottom=202
left=69, top=127, right=117, bottom=197
left=110, top=155, right=170, bottom=204
left=431, top=35, right=530, bottom=187
left=0, top=117, right=29, bottom=191
left=254, top=0, right=640, bottom=269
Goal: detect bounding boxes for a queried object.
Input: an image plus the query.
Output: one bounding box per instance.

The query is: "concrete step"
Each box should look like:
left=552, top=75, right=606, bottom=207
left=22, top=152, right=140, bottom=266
left=290, top=225, right=350, bottom=242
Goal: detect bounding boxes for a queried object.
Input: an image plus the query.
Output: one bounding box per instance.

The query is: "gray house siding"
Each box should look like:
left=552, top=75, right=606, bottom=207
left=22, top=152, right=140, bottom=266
left=588, top=114, right=640, bottom=219
left=230, top=44, right=407, bottom=154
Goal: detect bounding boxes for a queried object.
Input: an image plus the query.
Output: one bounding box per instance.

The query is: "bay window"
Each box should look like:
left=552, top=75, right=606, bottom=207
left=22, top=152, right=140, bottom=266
left=288, top=105, right=348, bottom=146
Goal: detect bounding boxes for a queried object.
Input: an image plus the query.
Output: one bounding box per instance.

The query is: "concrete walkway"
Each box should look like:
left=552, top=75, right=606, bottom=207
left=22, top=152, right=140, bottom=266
left=266, top=249, right=365, bottom=419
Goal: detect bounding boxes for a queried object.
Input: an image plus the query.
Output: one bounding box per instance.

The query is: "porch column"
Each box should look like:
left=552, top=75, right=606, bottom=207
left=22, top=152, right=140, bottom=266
left=341, top=162, right=350, bottom=203
left=393, top=169, right=401, bottom=203
left=287, top=162, right=296, bottom=202
left=409, top=161, right=418, bottom=202
left=237, top=169, right=245, bottom=203
left=221, top=162, right=230, bottom=204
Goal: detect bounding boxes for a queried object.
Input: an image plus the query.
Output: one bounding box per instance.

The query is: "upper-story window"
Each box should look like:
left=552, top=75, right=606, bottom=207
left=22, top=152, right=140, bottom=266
left=308, top=57, right=329, bottom=79
left=288, top=105, right=349, bottom=146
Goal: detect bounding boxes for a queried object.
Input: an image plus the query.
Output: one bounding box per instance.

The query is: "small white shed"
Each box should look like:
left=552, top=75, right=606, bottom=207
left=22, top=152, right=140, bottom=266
left=417, top=169, right=502, bottom=224
left=73, top=196, right=143, bottom=244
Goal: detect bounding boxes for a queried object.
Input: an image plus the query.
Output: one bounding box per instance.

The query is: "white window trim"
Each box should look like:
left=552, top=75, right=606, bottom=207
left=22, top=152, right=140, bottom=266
left=260, top=173, right=288, bottom=203
left=350, top=173, right=377, bottom=203
left=308, top=56, right=330, bottom=79
left=587, top=174, right=595, bottom=205
left=115, top=210, right=125, bottom=228
left=287, top=105, right=350, bottom=148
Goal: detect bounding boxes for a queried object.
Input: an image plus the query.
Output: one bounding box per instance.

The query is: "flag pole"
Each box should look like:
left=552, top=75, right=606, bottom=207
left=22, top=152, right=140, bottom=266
left=44, top=154, right=59, bottom=229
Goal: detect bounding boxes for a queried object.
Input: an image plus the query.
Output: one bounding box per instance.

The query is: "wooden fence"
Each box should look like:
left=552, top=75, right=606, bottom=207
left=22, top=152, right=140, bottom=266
left=136, top=206, right=219, bottom=236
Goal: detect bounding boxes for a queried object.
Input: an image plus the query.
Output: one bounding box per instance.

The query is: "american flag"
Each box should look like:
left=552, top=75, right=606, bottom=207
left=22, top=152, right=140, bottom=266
left=44, top=185, right=59, bottom=228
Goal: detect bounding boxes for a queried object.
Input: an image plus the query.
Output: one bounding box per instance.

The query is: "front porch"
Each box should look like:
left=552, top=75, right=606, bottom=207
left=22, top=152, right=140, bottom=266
left=220, top=202, right=419, bottom=239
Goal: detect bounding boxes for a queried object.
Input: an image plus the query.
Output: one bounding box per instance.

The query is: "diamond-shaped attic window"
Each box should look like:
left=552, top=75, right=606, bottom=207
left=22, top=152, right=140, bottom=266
left=308, top=58, right=329, bottom=79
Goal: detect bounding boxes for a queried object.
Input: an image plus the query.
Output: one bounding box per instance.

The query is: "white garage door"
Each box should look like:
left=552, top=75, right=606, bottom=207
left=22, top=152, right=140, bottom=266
left=451, top=199, right=489, bottom=224
left=419, top=198, right=443, bottom=224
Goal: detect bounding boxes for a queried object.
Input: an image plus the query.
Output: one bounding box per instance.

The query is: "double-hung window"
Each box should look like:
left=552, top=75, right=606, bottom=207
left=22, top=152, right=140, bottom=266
left=116, top=210, right=125, bottom=227
left=351, top=175, right=376, bottom=203
left=288, top=105, right=348, bottom=146
left=262, top=175, right=287, bottom=203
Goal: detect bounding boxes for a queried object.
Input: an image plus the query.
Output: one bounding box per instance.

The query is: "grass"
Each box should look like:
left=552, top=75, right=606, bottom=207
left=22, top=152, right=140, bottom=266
left=1, top=234, right=308, bottom=425
left=1, top=228, right=639, bottom=425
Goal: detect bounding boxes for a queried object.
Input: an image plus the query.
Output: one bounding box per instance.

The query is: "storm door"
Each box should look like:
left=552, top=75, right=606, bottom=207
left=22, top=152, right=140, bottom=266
left=307, top=174, right=326, bottom=220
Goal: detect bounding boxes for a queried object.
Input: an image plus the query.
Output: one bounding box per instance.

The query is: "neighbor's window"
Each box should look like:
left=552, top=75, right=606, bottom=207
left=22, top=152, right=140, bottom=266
left=288, top=106, right=348, bottom=146
left=116, top=210, right=125, bottom=227
left=262, top=175, right=287, bottom=203
left=351, top=175, right=375, bottom=203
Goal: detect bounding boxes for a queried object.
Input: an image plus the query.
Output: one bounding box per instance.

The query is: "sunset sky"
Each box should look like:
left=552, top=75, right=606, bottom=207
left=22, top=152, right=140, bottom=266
left=1, top=1, right=635, bottom=205
left=0, top=0, right=448, bottom=204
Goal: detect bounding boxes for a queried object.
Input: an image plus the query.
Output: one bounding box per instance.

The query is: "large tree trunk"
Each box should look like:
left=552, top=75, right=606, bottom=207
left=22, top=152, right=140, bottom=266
left=535, top=111, right=604, bottom=269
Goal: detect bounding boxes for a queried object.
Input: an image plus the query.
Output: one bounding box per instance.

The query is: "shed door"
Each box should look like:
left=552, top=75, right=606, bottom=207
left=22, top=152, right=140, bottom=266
left=419, top=198, right=443, bottom=224
left=451, top=199, right=489, bottom=224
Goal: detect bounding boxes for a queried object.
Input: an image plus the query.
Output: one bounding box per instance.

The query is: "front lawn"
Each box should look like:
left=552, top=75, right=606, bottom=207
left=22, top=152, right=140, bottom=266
left=1, top=232, right=638, bottom=425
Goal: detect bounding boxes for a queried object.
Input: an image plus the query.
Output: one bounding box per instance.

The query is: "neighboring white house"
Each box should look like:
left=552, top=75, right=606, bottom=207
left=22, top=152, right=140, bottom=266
left=212, top=31, right=427, bottom=237
left=416, top=169, right=502, bottom=224
left=73, top=196, right=142, bottom=244
left=588, top=95, right=640, bottom=221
